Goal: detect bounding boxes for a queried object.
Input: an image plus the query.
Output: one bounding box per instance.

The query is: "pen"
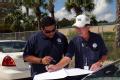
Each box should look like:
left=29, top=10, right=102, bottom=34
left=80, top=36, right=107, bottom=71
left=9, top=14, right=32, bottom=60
left=45, top=59, right=56, bottom=71
left=52, top=59, right=56, bottom=63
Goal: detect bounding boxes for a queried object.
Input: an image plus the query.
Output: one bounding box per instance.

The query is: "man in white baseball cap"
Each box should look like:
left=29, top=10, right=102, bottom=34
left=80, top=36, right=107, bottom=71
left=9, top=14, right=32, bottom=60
left=73, top=14, right=90, bottom=28
left=73, top=14, right=91, bottom=39
left=47, top=14, right=108, bottom=80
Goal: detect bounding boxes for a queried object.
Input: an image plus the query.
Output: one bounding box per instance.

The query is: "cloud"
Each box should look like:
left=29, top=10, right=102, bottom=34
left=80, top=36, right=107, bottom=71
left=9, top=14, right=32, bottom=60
left=98, top=13, right=115, bottom=21
left=55, top=0, right=116, bottom=22
left=93, top=0, right=116, bottom=22
left=55, top=7, right=76, bottom=20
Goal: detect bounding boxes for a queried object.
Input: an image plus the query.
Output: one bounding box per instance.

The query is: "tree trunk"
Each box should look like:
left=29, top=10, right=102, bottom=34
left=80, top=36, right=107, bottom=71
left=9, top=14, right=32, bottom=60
left=36, top=5, right=42, bottom=30
left=51, top=5, right=55, bottom=19
left=115, top=0, right=120, bottom=47
left=51, top=11, right=55, bottom=19
left=26, top=6, right=29, bottom=16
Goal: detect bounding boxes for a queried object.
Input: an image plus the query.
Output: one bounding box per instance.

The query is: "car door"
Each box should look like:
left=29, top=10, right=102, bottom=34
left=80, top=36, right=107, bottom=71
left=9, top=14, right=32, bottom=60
left=82, top=59, right=120, bottom=80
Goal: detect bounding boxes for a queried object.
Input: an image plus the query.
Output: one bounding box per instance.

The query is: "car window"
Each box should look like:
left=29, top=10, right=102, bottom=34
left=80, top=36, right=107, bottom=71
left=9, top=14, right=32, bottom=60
left=83, top=59, right=120, bottom=80
left=0, top=41, right=26, bottom=53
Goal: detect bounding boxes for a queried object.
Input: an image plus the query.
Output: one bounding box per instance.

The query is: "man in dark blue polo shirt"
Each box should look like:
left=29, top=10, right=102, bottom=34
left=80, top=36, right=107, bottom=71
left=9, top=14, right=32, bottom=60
left=47, top=14, right=108, bottom=79
left=23, top=16, right=68, bottom=78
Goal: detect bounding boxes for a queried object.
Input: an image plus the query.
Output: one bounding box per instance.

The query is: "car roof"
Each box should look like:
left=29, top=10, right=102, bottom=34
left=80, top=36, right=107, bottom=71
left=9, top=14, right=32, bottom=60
left=0, top=40, right=26, bottom=42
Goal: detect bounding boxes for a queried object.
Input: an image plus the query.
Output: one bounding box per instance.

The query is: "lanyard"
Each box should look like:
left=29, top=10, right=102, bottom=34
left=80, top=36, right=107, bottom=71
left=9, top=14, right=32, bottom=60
left=76, top=37, right=89, bottom=67
left=81, top=39, right=90, bottom=66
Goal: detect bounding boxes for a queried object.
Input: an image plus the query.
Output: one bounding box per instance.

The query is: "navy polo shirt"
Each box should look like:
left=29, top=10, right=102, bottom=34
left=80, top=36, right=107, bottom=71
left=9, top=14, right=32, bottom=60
left=66, top=32, right=108, bottom=69
left=23, top=31, right=68, bottom=76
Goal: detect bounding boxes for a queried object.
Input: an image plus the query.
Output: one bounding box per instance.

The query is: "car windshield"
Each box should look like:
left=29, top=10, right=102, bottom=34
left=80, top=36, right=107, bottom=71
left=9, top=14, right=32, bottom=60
left=0, top=41, right=26, bottom=53
left=83, top=59, right=120, bottom=80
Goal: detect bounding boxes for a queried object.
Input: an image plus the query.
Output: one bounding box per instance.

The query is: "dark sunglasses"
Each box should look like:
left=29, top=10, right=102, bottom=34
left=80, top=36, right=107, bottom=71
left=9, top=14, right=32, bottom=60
left=44, top=28, right=56, bottom=33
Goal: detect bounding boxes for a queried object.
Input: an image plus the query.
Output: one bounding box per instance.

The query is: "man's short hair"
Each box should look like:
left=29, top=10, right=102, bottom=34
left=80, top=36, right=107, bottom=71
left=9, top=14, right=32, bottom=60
left=40, top=16, right=56, bottom=29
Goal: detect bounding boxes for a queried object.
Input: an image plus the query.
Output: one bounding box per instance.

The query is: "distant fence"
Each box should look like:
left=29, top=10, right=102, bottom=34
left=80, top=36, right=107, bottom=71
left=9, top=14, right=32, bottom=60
left=0, top=25, right=115, bottom=41
left=59, top=25, right=115, bottom=35
left=0, top=31, right=37, bottom=41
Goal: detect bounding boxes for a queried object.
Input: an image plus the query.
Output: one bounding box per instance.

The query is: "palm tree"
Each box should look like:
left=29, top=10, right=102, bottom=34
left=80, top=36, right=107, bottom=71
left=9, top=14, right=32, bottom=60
left=116, top=0, right=120, bottom=47
left=106, top=0, right=120, bottom=48
left=9, top=11, right=24, bottom=32
left=16, top=0, right=47, bottom=30
left=65, top=0, right=94, bottom=15
left=47, top=0, right=56, bottom=19
left=21, top=0, right=34, bottom=16
left=33, top=0, right=47, bottom=30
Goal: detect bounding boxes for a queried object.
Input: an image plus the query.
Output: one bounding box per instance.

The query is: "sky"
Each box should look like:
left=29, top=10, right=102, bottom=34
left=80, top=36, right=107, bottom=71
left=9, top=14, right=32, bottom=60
left=21, top=0, right=116, bottom=22
left=54, top=0, right=116, bottom=22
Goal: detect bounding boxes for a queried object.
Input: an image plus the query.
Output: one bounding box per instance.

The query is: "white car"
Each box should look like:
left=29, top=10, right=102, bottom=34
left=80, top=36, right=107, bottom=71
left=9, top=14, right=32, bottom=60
left=0, top=40, right=31, bottom=80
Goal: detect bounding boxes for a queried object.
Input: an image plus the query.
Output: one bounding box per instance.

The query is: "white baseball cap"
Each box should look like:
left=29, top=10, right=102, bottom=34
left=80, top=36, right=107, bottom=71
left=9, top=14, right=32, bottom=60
left=73, top=14, right=90, bottom=28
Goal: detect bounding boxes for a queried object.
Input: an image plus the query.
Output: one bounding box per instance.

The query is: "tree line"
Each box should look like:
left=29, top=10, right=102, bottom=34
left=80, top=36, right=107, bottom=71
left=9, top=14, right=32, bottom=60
left=1, top=0, right=113, bottom=32
left=1, top=0, right=98, bottom=32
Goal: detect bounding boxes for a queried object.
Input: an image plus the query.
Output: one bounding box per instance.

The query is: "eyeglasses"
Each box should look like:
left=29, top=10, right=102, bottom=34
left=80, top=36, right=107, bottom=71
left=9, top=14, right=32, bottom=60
left=44, top=28, right=56, bottom=33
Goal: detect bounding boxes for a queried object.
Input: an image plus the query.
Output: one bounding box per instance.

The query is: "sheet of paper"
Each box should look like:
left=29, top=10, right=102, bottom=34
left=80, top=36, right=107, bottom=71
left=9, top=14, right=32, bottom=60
left=33, top=68, right=93, bottom=80
left=33, top=68, right=67, bottom=80
left=65, top=68, right=93, bottom=76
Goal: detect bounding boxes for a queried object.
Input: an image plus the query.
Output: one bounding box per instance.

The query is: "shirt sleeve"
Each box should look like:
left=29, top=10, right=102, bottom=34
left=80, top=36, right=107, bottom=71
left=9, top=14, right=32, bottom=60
left=65, top=40, right=75, bottom=59
left=23, top=36, right=36, bottom=57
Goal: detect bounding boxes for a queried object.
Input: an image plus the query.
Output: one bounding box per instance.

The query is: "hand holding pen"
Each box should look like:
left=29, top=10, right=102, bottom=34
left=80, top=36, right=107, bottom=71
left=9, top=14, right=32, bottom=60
left=42, top=56, right=56, bottom=64
left=44, top=57, right=57, bottom=71
left=42, top=56, right=53, bottom=65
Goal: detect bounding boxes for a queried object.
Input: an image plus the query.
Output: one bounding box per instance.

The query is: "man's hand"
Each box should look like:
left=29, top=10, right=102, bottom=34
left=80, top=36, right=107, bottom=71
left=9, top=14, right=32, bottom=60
left=46, top=56, right=71, bottom=72
left=90, top=62, right=102, bottom=71
left=42, top=56, right=53, bottom=65
left=46, top=64, right=61, bottom=72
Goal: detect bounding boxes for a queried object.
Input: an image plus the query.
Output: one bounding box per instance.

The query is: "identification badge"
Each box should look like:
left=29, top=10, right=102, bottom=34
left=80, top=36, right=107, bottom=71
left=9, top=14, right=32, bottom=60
left=84, top=66, right=89, bottom=70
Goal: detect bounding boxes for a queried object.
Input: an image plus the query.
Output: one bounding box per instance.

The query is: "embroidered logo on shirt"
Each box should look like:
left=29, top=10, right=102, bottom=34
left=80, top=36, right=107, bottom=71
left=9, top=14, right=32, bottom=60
left=92, top=43, right=97, bottom=48
left=57, top=38, right=62, bottom=43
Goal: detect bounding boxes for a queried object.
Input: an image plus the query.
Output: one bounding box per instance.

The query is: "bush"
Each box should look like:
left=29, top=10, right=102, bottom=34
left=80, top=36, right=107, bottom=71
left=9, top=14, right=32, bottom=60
left=0, top=23, right=12, bottom=33
left=103, top=32, right=120, bottom=60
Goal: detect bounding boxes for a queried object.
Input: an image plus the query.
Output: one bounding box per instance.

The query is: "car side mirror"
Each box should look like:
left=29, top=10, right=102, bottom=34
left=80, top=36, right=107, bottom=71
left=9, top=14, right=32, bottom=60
left=104, top=65, right=118, bottom=76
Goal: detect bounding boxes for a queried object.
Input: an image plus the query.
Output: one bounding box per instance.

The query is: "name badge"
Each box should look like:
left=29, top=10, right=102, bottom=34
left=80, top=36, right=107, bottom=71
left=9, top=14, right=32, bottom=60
left=84, top=66, right=89, bottom=70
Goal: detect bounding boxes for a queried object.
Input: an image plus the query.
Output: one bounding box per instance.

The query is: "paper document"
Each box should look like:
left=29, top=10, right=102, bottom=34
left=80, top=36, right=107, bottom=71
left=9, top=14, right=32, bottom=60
left=33, top=68, right=93, bottom=80
left=65, top=68, right=93, bottom=76
left=33, top=68, right=67, bottom=80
